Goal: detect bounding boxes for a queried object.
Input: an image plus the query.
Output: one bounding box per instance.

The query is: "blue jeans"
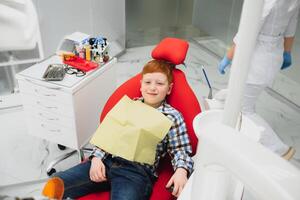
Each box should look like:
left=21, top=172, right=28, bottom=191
left=53, top=155, right=155, bottom=200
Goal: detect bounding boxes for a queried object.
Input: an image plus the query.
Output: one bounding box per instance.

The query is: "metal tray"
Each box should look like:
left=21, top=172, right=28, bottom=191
left=42, top=64, right=66, bottom=81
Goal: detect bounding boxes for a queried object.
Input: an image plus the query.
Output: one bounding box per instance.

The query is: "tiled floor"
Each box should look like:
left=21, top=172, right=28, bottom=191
left=0, top=38, right=299, bottom=198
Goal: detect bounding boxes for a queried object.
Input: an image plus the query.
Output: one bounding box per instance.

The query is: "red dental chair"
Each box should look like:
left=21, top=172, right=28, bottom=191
left=79, top=37, right=201, bottom=200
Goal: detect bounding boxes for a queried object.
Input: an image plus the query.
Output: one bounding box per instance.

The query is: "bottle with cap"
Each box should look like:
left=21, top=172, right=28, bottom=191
left=85, top=45, right=91, bottom=61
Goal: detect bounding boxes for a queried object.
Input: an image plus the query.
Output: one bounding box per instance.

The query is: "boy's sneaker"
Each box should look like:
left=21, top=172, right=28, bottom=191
left=42, top=177, right=64, bottom=200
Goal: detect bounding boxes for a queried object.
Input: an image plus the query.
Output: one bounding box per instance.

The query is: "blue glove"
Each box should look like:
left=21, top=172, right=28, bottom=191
left=218, top=56, right=231, bottom=74
left=281, top=51, right=292, bottom=70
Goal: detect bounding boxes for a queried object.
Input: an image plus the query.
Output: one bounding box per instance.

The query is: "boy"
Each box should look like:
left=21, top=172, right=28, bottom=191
left=43, top=59, right=194, bottom=200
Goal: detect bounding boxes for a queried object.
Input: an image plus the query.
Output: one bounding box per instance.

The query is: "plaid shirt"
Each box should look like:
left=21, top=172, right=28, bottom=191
left=91, top=98, right=194, bottom=177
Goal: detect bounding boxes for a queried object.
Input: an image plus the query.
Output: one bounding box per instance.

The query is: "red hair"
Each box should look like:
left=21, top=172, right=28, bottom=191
left=141, top=60, right=174, bottom=84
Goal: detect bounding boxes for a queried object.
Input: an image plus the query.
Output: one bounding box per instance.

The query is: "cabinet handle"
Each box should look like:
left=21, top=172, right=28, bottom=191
left=41, top=123, right=61, bottom=133
left=50, top=129, right=61, bottom=133
left=36, top=101, right=58, bottom=109
left=25, top=78, right=62, bottom=90
left=38, top=113, right=59, bottom=121
left=34, top=89, right=57, bottom=97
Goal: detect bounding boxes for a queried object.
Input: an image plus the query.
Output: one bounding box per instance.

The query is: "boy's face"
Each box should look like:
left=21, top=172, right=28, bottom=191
left=140, top=72, right=173, bottom=108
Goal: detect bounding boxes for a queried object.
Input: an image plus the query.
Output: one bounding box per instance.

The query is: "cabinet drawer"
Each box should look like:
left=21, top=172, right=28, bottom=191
left=28, top=105, right=75, bottom=129
left=21, top=93, right=74, bottom=117
left=18, top=79, right=72, bottom=104
left=28, top=118, right=78, bottom=149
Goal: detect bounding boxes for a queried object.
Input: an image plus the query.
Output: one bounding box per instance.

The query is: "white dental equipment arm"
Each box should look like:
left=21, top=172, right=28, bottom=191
left=222, top=0, right=263, bottom=127
left=0, top=0, right=39, bottom=51
left=188, top=111, right=300, bottom=200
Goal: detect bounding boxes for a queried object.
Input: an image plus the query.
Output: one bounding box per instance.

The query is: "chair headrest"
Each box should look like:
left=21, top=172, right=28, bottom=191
left=151, top=37, right=189, bottom=65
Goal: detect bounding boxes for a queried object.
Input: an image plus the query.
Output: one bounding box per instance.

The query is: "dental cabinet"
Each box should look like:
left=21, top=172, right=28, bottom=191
left=16, top=55, right=117, bottom=150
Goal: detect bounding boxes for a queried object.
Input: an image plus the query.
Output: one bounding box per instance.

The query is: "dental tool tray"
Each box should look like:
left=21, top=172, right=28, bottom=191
left=63, top=56, right=99, bottom=72
left=43, top=64, right=66, bottom=81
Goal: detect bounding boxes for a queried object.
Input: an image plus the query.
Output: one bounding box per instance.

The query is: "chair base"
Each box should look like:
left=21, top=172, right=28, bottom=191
left=46, top=147, right=93, bottom=176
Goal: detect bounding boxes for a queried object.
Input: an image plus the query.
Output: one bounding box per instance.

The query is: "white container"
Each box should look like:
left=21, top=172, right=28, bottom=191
left=56, top=32, right=90, bottom=55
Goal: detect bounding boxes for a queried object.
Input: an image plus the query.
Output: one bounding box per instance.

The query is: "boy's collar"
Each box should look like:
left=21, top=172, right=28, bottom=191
left=137, top=97, right=166, bottom=108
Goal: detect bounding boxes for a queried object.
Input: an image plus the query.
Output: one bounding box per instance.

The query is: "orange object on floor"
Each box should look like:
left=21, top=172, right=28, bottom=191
left=42, top=177, right=64, bottom=200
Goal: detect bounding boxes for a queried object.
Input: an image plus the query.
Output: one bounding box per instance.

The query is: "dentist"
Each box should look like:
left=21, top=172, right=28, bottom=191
left=218, top=0, right=299, bottom=159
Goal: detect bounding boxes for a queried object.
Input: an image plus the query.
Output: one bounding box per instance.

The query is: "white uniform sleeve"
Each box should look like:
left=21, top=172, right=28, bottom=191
left=233, top=5, right=271, bottom=44
left=233, top=13, right=266, bottom=45
left=284, top=7, right=299, bottom=37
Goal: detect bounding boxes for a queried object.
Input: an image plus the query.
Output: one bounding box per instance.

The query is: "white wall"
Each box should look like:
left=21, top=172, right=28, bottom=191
left=192, top=0, right=243, bottom=46
left=126, top=0, right=194, bottom=30
left=34, top=0, right=125, bottom=57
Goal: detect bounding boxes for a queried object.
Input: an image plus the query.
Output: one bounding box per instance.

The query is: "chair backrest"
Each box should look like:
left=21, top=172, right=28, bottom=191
left=78, top=38, right=201, bottom=200
left=100, top=37, right=201, bottom=154
left=100, top=68, right=201, bottom=155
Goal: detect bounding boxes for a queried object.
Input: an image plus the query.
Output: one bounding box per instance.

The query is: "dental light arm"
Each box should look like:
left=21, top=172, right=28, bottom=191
left=0, top=0, right=39, bottom=51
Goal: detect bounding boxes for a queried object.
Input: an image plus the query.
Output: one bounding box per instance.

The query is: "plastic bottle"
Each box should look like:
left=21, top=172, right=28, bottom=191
left=85, top=45, right=91, bottom=61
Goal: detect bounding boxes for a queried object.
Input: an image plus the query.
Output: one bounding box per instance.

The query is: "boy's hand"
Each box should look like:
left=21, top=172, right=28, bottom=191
left=166, top=168, right=188, bottom=197
left=89, top=157, right=107, bottom=182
